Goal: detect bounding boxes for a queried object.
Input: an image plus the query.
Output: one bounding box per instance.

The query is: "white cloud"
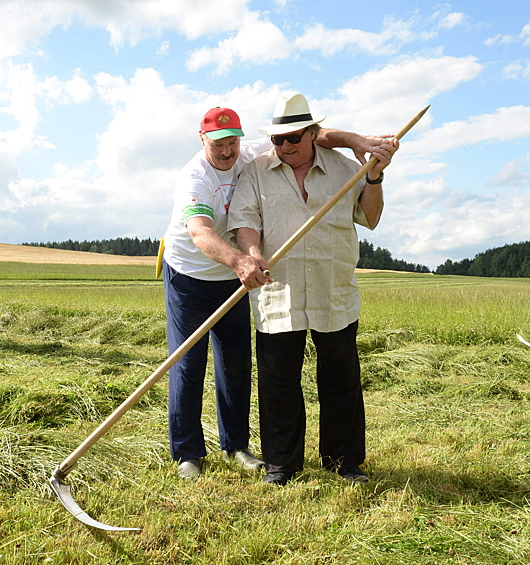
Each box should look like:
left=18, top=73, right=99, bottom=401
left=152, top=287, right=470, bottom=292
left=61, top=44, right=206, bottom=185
left=435, top=11, right=467, bottom=30
left=485, top=20, right=530, bottom=47
left=41, top=73, right=93, bottom=105
left=521, top=22, right=530, bottom=46
left=0, top=62, right=54, bottom=158
left=407, top=106, right=530, bottom=157
left=484, top=34, right=518, bottom=47
left=80, top=61, right=526, bottom=268
left=0, top=62, right=93, bottom=165
left=315, top=56, right=481, bottom=136
left=186, top=13, right=292, bottom=74
left=491, top=156, right=530, bottom=187
left=502, top=60, right=530, bottom=79
left=0, top=0, right=252, bottom=60
left=0, top=1, right=73, bottom=59
left=295, top=24, right=388, bottom=57
left=95, top=68, right=198, bottom=177
left=295, top=15, right=434, bottom=58
left=92, top=0, right=251, bottom=46
left=157, top=40, right=170, bottom=57
left=64, top=73, right=93, bottom=104
left=374, top=187, right=530, bottom=268
left=389, top=177, right=450, bottom=210
left=376, top=105, right=530, bottom=265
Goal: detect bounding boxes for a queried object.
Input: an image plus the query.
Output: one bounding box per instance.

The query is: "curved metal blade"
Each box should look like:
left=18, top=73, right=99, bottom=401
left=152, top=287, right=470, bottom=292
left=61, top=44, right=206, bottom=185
left=49, top=476, right=141, bottom=531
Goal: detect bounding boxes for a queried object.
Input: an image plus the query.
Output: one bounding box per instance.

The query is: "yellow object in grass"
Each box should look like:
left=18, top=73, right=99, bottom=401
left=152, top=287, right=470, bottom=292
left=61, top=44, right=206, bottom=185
left=156, top=238, right=165, bottom=279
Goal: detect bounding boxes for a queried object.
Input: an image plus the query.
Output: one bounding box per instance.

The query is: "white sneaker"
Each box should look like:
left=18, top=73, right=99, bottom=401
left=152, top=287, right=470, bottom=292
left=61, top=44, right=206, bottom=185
left=224, top=448, right=265, bottom=470
left=177, top=459, right=201, bottom=479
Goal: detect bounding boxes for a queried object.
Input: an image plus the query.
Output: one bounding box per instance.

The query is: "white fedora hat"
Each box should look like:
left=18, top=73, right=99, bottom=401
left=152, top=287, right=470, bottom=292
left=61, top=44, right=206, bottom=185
left=258, top=93, right=325, bottom=136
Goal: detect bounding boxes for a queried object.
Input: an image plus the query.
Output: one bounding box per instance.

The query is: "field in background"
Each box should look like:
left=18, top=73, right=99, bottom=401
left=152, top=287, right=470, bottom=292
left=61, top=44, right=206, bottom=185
left=0, top=263, right=529, bottom=564
left=0, top=243, right=157, bottom=265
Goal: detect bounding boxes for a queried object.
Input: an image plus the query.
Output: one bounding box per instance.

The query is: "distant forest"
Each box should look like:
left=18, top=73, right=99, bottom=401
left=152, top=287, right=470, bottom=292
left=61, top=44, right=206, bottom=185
left=22, top=237, right=161, bottom=257
left=22, top=237, right=530, bottom=277
left=434, top=241, right=530, bottom=278
left=357, top=240, right=431, bottom=273
left=23, top=237, right=432, bottom=273
left=23, top=238, right=530, bottom=277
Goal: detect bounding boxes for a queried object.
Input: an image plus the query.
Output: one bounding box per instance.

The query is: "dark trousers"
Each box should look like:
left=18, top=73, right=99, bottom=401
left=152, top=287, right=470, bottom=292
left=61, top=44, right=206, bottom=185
left=256, top=321, right=365, bottom=474
left=164, top=261, right=252, bottom=461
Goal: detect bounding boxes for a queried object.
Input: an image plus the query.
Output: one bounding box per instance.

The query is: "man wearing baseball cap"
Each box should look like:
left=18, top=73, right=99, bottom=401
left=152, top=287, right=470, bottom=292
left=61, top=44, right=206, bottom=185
left=162, top=104, right=382, bottom=480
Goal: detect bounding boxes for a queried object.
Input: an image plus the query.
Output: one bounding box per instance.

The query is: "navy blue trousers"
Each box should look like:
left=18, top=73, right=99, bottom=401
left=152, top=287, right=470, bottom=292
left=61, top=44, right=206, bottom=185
left=256, top=321, right=365, bottom=474
left=164, top=261, right=252, bottom=461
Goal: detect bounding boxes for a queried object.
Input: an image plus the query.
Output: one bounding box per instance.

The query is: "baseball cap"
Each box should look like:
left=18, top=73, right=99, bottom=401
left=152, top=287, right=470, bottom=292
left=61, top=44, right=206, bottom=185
left=200, top=107, right=244, bottom=140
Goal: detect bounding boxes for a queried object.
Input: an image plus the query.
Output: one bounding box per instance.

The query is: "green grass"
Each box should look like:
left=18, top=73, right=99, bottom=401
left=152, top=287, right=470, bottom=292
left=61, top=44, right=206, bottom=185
left=0, top=262, right=157, bottom=281
left=0, top=268, right=529, bottom=564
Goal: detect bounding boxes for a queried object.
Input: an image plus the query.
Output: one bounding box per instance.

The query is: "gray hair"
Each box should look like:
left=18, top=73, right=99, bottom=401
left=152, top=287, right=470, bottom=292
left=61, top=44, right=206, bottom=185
left=308, top=124, right=322, bottom=137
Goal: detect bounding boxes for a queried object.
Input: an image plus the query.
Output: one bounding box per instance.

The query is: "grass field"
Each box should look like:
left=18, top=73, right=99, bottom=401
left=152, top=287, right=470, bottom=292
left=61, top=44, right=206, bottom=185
left=0, top=263, right=529, bottom=564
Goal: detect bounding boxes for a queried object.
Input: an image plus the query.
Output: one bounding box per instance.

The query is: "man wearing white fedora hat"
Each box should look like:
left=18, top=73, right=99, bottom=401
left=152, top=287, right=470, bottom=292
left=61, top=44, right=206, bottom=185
left=228, top=92, right=399, bottom=485
left=162, top=104, right=386, bottom=480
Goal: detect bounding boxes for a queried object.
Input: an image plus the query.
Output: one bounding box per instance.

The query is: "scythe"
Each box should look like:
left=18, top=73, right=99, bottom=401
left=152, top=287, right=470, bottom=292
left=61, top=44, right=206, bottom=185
left=49, top=105, right=430, bottom=531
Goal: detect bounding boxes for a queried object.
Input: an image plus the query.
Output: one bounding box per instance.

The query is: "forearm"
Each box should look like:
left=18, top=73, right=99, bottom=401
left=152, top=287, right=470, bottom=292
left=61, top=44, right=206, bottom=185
left=190, top=226, right=243, bottom=270
left=235, top=227, right=262, bottom=257
left=316, top=129, right=366, bottom=150
left=316, top=129, right=390, bottom=165
left=359, top=137, right=399, bottom=227
left=359, top=184, right=384, bottom=229
left=191, top=222, right=269, bottom=288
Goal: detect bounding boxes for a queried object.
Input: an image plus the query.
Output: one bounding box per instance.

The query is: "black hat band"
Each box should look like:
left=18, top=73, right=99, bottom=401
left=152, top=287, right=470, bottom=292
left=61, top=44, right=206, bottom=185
left=272, top=113, right=313, bottom=125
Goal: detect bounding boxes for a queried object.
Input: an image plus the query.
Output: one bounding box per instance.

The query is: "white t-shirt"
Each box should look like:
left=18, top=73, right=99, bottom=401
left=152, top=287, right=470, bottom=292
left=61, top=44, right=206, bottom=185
left=163, top=138, right=272, bottom=281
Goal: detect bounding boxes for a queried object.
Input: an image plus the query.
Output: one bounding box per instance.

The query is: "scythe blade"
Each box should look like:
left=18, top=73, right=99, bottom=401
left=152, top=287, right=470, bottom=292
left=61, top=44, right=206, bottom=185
left=49, top=476, right=141, bottom=532
left=517, top=334, right=530, bottom=347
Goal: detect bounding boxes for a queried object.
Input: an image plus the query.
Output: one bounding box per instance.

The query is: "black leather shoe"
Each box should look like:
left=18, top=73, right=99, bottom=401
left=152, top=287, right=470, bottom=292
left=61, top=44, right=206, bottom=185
left=341, top=466, right=369, bottom=483
left=262, top=471, right=294, bottom=486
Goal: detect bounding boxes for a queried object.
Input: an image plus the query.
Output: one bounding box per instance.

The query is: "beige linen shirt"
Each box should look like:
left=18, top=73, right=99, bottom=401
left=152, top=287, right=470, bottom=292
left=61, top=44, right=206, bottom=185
left=228, top=145, right=375, bottom=334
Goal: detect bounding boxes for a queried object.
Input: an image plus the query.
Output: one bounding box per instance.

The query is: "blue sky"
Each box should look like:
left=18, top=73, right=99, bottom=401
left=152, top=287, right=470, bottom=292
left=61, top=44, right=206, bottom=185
left=1, top=0, right=530, bottom=269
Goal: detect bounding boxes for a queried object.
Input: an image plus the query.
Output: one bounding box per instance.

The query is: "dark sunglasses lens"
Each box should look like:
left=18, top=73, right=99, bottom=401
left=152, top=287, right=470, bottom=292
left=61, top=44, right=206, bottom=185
left=271, top=129, right=306, bottom=145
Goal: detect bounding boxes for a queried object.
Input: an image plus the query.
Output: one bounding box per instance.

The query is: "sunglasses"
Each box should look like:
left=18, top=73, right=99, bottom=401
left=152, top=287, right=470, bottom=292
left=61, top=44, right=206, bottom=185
left=270, top=128, right=308, bottom=146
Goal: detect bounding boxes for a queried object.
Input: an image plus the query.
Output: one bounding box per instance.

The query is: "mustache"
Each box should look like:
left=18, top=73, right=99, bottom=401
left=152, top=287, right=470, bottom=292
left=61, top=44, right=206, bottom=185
left=218, top=153, right=236, bottom=160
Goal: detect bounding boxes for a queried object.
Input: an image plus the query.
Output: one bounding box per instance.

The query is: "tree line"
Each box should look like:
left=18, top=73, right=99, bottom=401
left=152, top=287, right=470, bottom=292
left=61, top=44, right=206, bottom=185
left=434, top=241, right=530, bottom=277
left=23, top=237, right=431, bottom=273
left=26, top=237, right=530, bottom=277
left=357, top=240, right=431, bottom=273
left=22, top=237, right=161, bottom=257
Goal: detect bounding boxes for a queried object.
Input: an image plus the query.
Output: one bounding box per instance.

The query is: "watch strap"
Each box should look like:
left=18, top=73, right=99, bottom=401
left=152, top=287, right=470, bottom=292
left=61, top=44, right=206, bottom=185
left=365, top=172, right=384, bottom=185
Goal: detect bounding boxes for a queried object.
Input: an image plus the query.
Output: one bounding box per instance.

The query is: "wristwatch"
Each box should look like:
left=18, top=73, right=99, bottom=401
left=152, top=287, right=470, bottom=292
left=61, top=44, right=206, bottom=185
left=365, top=172, right=384, bottom=185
